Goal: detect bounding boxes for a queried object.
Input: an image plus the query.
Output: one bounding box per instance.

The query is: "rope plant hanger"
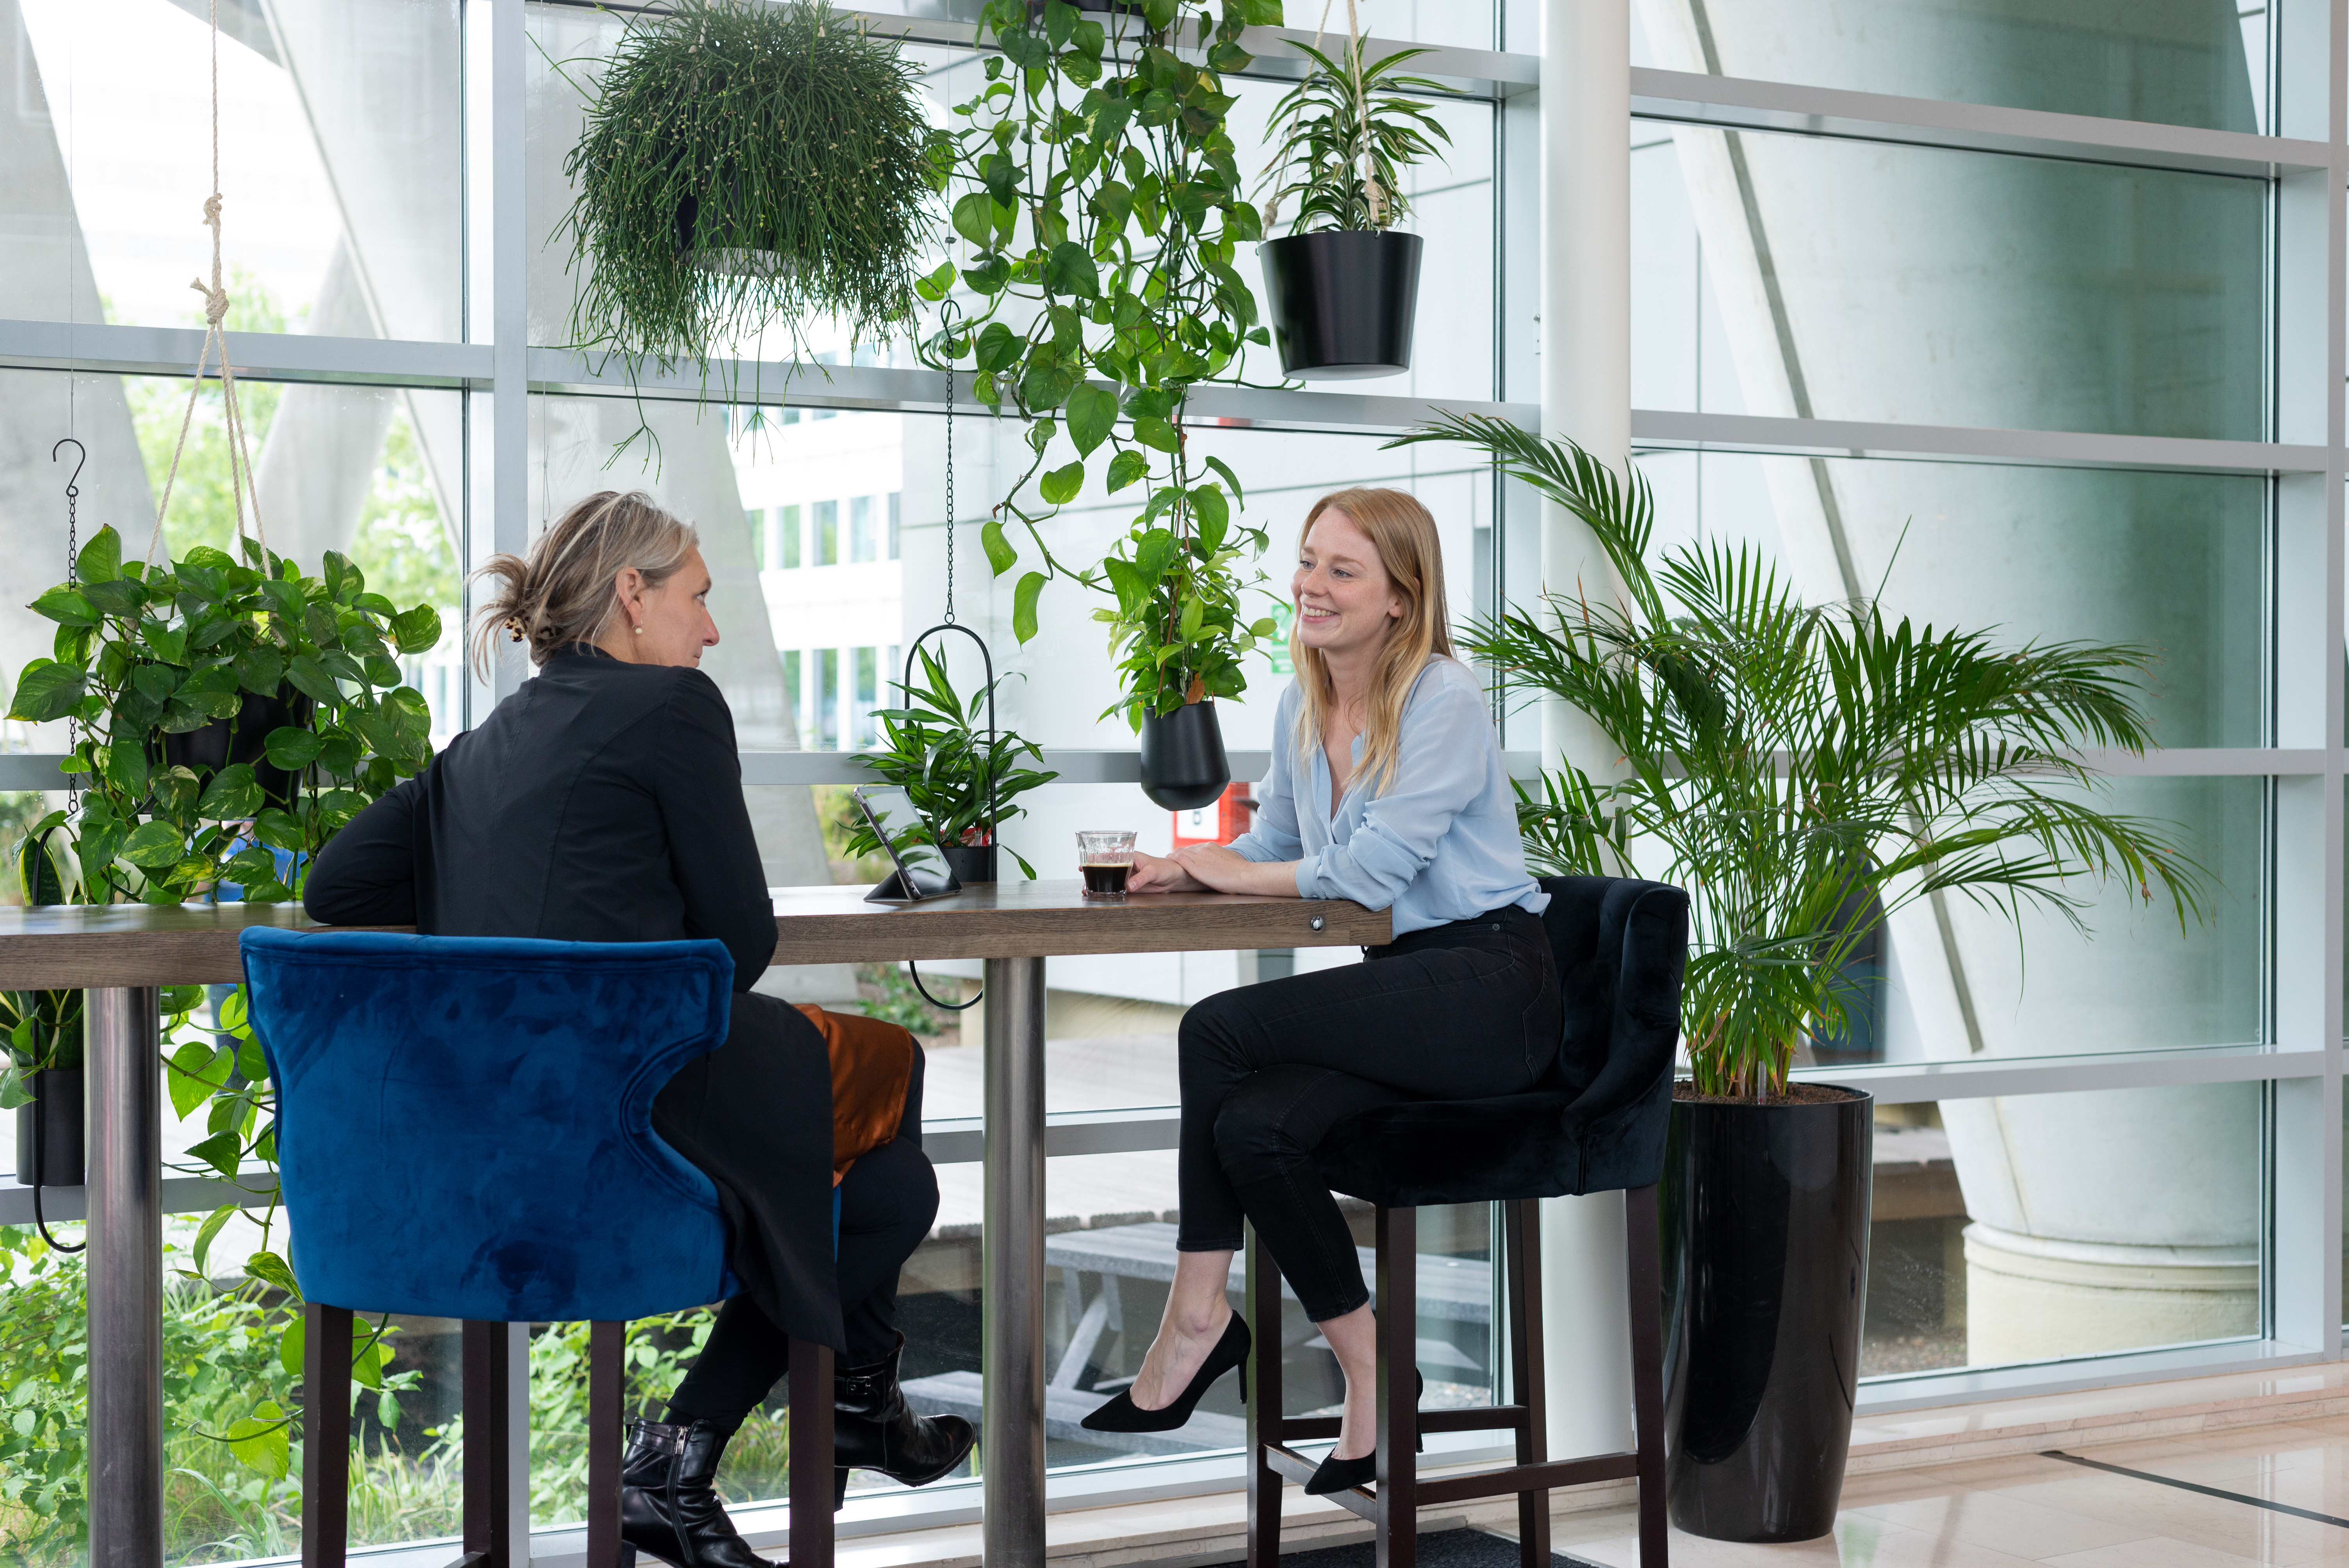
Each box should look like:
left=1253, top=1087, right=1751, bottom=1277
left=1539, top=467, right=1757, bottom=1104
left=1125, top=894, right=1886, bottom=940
left=150, top=0, right=270, bottom=573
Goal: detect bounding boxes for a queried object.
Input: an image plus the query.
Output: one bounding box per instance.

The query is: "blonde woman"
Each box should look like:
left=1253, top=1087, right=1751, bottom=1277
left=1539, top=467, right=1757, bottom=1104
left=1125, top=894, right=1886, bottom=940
left=1085, top=489, right=1559, bottom=1496
left=305, top=492, right=972, bottom=1568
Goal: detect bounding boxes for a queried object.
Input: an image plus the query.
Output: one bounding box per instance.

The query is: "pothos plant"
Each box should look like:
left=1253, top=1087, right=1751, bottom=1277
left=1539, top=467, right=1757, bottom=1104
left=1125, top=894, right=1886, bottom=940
left=8, top=524, right=442, bottom=906
left=844, top=646, right=1060, bottom=877
left=4, top=523, right=441, bottom=1470
left=925, top=0, right=1285, bottom=725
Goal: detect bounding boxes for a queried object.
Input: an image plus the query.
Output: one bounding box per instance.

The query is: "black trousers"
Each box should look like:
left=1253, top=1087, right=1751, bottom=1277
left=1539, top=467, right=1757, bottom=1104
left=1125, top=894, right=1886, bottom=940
left=665, top=1039, right=937, bottom=1429
left=1176, top=905, right=1561, bottom=1322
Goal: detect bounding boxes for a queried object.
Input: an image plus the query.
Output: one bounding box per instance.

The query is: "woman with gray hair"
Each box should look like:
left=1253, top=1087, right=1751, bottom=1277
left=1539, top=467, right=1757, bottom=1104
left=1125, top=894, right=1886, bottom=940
left=305, top=491, right=971, bottom=1568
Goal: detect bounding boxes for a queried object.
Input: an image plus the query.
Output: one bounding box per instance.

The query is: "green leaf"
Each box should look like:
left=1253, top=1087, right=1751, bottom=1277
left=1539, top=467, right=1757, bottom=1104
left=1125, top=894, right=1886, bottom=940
left=1044, top=241, right=1101, bottom=299
left=1038, top=463, right=1085, bottom=505
left=30, top=586, right=96, bottom=628
left=1132, top=417, right=1180, bottom=453
left=223, top=846, right=278, bottom=886
left=1012, top=572, right=1048, bottom=644
left=1106, top=450, right=1152, bottom=493
left=278, top=1313, right=305, bottom=1379
left=195, top=763, right=262, bottom=821
left=1192, top=484, right=1230, bottom=551
left=192, top=1203, right=236, bottom=1281
left=263, top=727, right=324, bottom=770
left=252, top=808, right=305, bottom=853
left=104, top=741, right=150, bottom=802
left=974, top=322, right=1023, bottom=375
left=952, top=190, right=998, bottom=249
left=285, top=653, right=339, bottom=706
left=235, top=645, right=284, bottom=695
left=223, top=1402, right=291, bottom=1480
left=81, top=577, right=147, bottom=617
left=1019, top=361, right=1074, bottom=410
left=185, top=1130, right=241, bottom=1179
left=1202, top=454, right=1247, bottom=507
left=1064, top=383, right=1117, bottom=456
left=75, top=526, right=121, bottom=585
left=244, top=1249, right=301, bottom=1299
left=0, top=1067, right=31, bottom=1112
left=167, top=1041, right=226, bottom=1121
left=7, top=661, right=85, bottom=723
left=980, top=519, right=1019, bottom=577
left=389, top=605, right=441, bottom=656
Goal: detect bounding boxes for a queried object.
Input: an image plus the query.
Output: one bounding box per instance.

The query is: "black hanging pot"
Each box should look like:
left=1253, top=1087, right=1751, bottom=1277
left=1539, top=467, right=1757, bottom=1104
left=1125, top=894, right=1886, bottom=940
left=1138, top=700, right=1229, bottom=811
left=941, top=843, right=997, bottom=886
left=1660, top=1085, right=1874, bottom=1543
left=15, top=1067, right=84, bottom=1188
left=159, top=684, right=313, bottom=810
left=1258, top=231, right=1424, bottom=380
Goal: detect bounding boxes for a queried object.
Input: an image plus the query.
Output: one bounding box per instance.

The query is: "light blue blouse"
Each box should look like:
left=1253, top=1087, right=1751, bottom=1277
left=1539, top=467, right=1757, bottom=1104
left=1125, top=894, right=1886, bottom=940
left=1227, top=657, right=1547, bottom=937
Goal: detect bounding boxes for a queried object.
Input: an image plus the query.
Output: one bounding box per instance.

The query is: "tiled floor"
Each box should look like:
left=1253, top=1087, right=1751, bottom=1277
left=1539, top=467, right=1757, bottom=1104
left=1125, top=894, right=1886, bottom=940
left=1550, top=1417, right=2349, bottom=1566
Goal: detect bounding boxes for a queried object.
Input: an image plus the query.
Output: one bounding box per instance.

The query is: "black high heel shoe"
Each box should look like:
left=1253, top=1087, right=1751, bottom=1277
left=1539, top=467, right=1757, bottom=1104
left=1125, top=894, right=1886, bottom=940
left=1303, top=1370, right=1424, bottom=1496
left=1080, top=1312, right=1251, bottom=1434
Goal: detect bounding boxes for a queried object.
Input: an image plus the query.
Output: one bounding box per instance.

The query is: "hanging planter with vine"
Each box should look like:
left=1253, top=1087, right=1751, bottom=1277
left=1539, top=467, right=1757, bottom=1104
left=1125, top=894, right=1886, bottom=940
left=557, top=0, right=948, bottom=445
left=926, top=0, right=1285, bottom=805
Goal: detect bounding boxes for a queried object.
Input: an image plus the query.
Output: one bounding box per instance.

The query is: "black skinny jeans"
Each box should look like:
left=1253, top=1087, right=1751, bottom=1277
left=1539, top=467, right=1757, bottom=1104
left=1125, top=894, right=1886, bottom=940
left=1176, top=905, right=1561, bottom=1322
left=666, top=1049, right=937, bottom=1429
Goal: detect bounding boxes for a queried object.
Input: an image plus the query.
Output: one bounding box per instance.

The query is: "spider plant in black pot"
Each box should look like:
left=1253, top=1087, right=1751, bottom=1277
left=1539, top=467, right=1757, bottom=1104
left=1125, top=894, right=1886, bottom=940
left=1399, top=412, right=2212, bottom=1544
left=847, top=647, right=1059, bottom=882
left=1255, top=18, right=1451, bottom=378
left=556, top=0, right=945, bottom=443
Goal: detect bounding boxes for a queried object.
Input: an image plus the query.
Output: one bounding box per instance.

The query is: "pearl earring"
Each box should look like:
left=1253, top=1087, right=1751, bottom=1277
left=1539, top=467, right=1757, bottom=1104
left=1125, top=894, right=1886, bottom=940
left=633, top=624, right=644, bottom=635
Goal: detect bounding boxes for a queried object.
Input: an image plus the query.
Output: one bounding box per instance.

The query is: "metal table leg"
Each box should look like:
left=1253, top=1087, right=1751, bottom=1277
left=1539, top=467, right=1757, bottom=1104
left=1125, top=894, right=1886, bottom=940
left=87, top=986, right=160, bottom=1568
left=982, top=956, right=1047, bottom=1568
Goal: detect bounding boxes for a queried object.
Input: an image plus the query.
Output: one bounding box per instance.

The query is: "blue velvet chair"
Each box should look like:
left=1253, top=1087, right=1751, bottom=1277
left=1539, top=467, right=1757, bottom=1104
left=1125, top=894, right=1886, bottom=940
left=1245, top=875, right=1689, bottom=1568
left=241, top=927, right=836, bottom=1568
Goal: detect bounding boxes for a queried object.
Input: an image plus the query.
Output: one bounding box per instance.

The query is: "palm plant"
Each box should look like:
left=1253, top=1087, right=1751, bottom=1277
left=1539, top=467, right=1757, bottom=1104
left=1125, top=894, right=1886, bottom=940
left=1394, top=413, right=2211, bottom=1099
left=1256, top=36, right=1451, bottom=233
left=845, top=648, right=1059, bottom=878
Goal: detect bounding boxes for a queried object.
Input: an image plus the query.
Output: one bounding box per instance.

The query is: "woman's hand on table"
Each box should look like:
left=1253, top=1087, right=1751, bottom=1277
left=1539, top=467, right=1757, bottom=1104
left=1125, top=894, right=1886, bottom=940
left=1169, top=844, right=1301, bottom=897
left=1126, top=851, right=1204, bottom=894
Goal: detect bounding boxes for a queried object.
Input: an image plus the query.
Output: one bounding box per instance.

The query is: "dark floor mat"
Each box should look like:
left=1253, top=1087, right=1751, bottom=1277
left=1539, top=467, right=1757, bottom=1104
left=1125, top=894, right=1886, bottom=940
left=1210, top=1527, right=1601, bottom=1568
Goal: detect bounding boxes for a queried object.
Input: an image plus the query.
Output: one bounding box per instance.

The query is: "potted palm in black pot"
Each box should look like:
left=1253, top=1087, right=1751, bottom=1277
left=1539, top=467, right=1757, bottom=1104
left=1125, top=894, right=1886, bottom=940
left=1255, top=23, right=1451, bottom=378
left=1404, top=413, right=2211, bottom=1543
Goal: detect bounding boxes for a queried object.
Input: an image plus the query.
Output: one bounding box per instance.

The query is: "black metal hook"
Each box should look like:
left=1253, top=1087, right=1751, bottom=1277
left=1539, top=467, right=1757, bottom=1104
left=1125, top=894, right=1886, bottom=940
left=900, top=622, right=999, bottom=1014
left=51, top=437, right=84, bottom=499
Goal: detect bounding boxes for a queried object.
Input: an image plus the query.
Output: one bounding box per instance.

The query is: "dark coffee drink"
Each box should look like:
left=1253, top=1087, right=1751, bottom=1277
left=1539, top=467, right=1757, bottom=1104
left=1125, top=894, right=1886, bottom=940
left=1082, top=861, right=1132, bottom=896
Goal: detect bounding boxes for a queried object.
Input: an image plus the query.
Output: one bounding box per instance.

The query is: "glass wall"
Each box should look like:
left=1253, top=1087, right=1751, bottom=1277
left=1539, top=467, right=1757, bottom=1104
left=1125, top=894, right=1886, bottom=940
left=0, top=0, right=2338, bottom=1559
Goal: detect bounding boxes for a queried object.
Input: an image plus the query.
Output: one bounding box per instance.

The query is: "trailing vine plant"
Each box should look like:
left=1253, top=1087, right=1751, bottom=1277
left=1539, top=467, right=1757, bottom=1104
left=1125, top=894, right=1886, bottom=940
left=5, top=526, right=443, bottom=1474
left=925, top=0, right=1285, bottom=725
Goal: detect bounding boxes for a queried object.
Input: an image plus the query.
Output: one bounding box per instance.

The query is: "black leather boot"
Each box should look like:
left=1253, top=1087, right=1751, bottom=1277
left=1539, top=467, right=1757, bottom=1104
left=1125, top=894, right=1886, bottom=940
left=833, top=1332, right=976, bottom=1505
left=619, top=1417, right=779, bottom=1568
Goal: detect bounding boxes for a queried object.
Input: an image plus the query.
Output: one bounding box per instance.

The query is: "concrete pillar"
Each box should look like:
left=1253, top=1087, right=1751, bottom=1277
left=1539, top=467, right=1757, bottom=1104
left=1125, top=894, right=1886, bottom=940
left=1536, top=0, right=1639, bottom=1461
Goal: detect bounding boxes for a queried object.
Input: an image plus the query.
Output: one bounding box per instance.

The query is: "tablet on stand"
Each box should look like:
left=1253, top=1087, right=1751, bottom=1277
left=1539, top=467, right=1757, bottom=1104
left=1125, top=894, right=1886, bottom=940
left=854, top=784, right=964, bottom=904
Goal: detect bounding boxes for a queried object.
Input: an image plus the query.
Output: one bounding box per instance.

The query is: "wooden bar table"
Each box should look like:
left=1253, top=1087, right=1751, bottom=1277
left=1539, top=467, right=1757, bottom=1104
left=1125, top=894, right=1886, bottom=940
left=0, top=882, right=1389, bottom=1568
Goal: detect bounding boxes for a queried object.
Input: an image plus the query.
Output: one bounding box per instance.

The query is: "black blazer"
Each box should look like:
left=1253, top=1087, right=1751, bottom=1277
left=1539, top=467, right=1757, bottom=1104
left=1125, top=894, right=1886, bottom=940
left=305, top=645, right=778, bottom=991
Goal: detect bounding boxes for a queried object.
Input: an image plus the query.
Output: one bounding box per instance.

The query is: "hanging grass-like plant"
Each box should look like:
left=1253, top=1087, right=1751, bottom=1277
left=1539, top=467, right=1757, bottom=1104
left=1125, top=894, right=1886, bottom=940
left=558, top=0, right=945, bottom=387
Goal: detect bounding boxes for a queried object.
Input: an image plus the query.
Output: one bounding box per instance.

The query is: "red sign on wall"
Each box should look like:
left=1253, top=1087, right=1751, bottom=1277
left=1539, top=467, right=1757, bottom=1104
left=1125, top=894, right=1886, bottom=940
left=1172, top=782, right=1256, bottom=847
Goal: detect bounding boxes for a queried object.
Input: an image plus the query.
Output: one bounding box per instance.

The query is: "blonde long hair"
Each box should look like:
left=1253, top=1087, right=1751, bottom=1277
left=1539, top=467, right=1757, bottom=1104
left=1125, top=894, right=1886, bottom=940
left=1290, top=488, right=1453, bottom=800
left=468, top=491, right=699, bottom=675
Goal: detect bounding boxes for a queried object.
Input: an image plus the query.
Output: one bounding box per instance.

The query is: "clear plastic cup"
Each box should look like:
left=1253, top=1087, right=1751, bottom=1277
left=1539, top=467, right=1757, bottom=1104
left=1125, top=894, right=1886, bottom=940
left=1077, top=830, right=1138, bottom=898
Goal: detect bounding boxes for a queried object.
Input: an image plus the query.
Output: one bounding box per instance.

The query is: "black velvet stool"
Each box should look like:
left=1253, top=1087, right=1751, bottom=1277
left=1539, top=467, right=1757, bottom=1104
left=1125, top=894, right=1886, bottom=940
left=1244, top=876, right=1688, bottom=1568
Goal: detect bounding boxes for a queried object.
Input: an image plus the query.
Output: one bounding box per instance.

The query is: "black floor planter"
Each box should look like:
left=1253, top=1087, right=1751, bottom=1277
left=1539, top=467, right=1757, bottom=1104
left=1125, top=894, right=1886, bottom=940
left=1138, top=700, right=1229, bottom=811
left=15, top=1067, right=84, bottom=1187
left=1660, top=1085, right=1874, bottom=1543
left=942, top=843, right=996, bottom=886
left=1258, top=230, right=1424, bottom=380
